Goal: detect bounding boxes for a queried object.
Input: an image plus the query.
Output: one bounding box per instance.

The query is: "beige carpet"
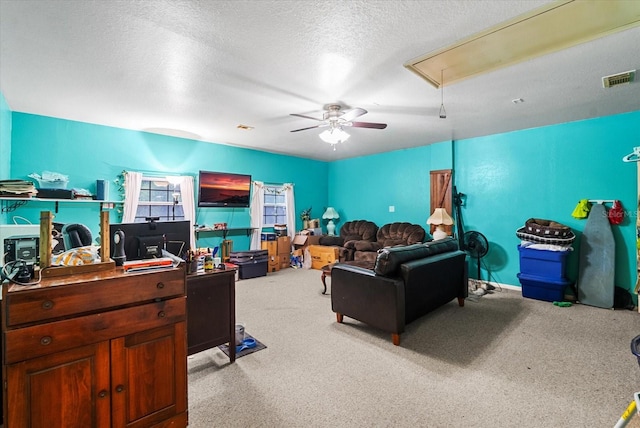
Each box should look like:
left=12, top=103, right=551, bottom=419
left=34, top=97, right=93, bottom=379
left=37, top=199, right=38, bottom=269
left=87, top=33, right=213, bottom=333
left=187, top=267, right=640, bottom=427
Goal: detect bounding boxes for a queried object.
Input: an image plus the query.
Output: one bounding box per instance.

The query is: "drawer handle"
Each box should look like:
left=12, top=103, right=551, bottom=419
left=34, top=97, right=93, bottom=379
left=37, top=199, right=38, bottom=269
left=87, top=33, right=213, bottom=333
left=98, top=390, right=108, bottom=398
left=157, top=282, right=165, bottom=289
left=158, top=311, right=166, bottom=318
left=42, top=300, right=54, bottom=310
left=115, top=384, right=125, bottom=393
left=40, top=336, right=52, bottom=346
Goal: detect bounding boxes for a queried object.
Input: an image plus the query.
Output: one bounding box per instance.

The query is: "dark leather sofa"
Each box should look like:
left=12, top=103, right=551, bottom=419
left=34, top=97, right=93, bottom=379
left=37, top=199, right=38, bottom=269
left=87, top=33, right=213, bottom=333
left=331, top=237, right=467, bottom=346
left=346, top=222, right=427, bottom=264
left=318, top=220, right=378, bottom=261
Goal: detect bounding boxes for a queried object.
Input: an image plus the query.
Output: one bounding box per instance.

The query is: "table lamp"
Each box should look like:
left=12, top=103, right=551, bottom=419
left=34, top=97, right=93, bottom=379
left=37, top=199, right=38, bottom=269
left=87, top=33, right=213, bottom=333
left=322, top=207, right=340, bottom=236
left=427, top=208, right=453, bottom=240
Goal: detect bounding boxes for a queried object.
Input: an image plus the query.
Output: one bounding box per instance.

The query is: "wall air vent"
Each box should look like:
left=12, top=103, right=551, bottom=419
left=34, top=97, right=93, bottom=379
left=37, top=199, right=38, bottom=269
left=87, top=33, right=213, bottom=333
left=602, top=70, right=636, bottom=88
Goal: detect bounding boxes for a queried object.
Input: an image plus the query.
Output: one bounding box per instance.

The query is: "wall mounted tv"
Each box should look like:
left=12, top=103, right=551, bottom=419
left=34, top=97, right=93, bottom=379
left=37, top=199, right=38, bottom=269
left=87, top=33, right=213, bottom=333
left=197, top=170, right=252, bottom=208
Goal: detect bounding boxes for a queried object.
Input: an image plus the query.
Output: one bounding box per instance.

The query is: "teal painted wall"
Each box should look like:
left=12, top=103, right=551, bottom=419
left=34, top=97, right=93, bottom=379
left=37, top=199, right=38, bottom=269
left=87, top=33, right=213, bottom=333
left=330, top=111, right=639, bottom=298
left=0, top=93, right=11, bottom=179
left=328, top=145, right=432, bottom=227
left=5, top=102, right=640, bottom=299
left=8, top=113, right=328, bottom=251
left=0, top=94, right=11, bottom=223
left=454, top=111, right=639, bottom=295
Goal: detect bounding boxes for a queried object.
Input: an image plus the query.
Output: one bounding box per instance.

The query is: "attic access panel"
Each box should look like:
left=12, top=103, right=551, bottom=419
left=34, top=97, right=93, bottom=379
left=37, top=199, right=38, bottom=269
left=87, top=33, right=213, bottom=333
left=404, top=0, right=640, bottom=88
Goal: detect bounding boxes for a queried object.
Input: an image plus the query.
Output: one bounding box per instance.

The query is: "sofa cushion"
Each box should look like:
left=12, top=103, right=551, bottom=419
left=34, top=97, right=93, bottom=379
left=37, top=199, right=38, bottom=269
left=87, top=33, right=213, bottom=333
left=318, top=235, right=344, bottom=246
left=374, top=237, right=458, bottom=276
left=353, top=241, right=382, bottom=252
left=376, top=222, right=426, bottom=248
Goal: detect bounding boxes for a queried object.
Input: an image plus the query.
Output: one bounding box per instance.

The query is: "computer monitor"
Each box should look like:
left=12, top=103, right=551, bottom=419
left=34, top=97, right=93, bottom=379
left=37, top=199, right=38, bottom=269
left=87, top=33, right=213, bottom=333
left=108, top=220, right=191, bottom=261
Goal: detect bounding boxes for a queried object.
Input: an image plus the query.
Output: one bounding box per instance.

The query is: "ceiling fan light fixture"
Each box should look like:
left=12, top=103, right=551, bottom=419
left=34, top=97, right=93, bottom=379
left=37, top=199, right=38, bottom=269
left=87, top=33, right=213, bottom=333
left=319, top=128, right=350, bottom=145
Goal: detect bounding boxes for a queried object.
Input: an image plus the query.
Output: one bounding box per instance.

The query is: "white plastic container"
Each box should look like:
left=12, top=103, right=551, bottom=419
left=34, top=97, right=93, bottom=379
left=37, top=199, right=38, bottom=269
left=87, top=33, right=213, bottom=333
left=235, top=323, right=245, bottom=345
left=34, top=178, right=68, bottom=189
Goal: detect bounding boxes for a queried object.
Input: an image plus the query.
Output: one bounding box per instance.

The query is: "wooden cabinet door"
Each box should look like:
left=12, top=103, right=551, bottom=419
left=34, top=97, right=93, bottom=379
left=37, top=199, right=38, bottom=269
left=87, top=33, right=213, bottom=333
left=110, top=323, right=187, bottom=428
left=5, top=341, right=111, bottom=428
left=187, top=271, right=234, bottom=356
left=430, top=169, right=453, bottom=236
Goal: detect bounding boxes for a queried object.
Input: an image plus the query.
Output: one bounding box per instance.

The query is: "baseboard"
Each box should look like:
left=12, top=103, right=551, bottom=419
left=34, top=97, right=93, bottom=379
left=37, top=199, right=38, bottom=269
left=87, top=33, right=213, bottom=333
left=468, top=279, right=521, bottom=293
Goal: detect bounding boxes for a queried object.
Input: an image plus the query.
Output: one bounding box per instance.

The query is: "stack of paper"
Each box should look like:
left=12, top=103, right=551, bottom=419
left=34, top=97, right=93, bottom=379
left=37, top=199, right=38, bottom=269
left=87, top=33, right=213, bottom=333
left=123, top=257, right=175, bottom=273
left=0, top=180, right=37, bottom=197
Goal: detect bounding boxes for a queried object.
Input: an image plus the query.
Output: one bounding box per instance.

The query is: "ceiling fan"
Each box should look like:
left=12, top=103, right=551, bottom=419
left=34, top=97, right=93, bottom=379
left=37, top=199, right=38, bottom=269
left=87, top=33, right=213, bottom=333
left=289, top=104, right=388, bottom=133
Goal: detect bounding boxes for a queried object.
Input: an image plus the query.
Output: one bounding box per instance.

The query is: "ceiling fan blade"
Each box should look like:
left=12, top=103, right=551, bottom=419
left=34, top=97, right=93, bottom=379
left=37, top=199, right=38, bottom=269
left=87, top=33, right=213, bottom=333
left=349, top=121, right=388, bottom=129
left=290, top=113, right=322, bottom=121
left=290, top=124, right=324, bottom=132
left=340, top=107, right=367, bottom=122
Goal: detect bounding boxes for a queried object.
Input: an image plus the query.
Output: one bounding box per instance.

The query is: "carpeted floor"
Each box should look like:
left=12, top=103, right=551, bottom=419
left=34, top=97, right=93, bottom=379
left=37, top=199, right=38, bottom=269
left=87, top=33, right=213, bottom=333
left=186, top=267, right=640, bottom=427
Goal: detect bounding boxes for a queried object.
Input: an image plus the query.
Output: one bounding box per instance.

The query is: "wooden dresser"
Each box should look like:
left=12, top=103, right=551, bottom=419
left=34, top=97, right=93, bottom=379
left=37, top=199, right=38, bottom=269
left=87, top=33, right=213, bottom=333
left=1, top=267, right=188, bottom=428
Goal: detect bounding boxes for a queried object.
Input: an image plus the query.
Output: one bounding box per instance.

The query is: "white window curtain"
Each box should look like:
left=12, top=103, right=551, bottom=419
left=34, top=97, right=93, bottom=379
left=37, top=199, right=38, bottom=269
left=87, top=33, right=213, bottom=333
left=122, top=171, right=143, bottom=223
left=175, top=175, right=196, bottom=251
left=250, top=181, right=265, bottom=250
left=283, top=183, right=295, bottom=241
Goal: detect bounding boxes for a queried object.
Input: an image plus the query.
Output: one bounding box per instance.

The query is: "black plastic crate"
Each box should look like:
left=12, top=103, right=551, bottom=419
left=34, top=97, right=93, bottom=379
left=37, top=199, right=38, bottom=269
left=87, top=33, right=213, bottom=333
left=237, top=260, right=268, bottom=279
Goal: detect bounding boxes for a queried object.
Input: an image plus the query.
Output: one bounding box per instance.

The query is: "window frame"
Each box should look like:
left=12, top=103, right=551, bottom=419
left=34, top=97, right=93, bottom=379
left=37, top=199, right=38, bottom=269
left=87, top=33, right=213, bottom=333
left=262, top=184, right=287, bottom=227
left=134, top=176, right=185, bottom=223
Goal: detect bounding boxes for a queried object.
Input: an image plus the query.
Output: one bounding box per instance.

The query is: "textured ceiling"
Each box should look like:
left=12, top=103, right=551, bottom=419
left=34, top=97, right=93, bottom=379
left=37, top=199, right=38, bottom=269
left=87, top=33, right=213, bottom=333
left=1, top=0, right=639, bottom=161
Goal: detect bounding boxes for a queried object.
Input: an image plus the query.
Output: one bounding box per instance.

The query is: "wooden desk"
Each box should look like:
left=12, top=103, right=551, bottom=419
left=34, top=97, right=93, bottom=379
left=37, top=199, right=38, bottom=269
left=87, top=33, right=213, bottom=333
left=186, top=269, right=236, bottom=362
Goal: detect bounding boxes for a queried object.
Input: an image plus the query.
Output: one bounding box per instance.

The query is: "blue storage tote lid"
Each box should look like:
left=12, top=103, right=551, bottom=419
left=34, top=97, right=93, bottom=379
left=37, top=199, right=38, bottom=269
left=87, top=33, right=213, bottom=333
left=518, top=245, right=570, bottom=279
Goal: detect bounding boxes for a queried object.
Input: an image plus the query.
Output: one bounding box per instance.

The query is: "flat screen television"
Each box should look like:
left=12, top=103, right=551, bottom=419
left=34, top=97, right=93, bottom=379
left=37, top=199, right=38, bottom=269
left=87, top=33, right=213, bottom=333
left=109, top=220, right=191, bottom=261
left=197, top=170, right=251, bottom=208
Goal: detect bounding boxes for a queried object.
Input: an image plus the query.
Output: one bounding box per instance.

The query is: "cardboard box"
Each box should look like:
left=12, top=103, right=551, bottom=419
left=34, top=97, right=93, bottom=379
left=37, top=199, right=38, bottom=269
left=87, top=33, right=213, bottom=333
left=278, top=254, right=289, bottom=269
left=292, top=233, right=322, bottom=249
left=261, top=240, right=278, bottom=256
left=277, top=236, right=291, bottom=255
left=268, top=261, right=280, bottom=273
left=308, top=245, right=339, bottom=270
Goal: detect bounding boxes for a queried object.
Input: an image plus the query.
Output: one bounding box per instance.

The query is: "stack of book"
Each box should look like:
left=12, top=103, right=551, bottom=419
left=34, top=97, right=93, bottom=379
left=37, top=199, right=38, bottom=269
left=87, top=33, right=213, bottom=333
left=0, top=180, right=37, bottom=198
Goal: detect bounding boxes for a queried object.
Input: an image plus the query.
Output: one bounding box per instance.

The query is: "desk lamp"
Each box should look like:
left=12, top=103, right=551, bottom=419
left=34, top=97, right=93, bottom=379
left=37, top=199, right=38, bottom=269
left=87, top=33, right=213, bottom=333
left=322, top=207, right=340, bottom=236
left=427, top=208, right=453, bottom=240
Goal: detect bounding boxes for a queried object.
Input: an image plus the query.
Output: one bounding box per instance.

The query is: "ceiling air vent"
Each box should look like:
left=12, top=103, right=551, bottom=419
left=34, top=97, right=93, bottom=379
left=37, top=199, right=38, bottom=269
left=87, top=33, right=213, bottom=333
left=602, top=70, right=635, bottom=88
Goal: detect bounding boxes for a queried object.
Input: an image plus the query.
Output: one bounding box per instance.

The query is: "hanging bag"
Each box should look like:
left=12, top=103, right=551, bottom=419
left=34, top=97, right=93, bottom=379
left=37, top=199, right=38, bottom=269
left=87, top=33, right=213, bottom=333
left=608, top=200, right=624, bottom=225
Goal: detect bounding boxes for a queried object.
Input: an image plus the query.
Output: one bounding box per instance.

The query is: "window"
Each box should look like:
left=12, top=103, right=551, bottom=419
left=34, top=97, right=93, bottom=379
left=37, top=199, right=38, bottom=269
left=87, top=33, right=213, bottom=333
left=134, top=177, right=184, bottom=222
left=263, top=185, right=287, bottom=226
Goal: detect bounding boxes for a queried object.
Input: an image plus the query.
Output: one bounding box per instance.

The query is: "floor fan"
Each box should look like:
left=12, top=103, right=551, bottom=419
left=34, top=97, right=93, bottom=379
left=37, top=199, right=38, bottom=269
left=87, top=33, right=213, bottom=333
left=462, top=230, right=492, bottom=292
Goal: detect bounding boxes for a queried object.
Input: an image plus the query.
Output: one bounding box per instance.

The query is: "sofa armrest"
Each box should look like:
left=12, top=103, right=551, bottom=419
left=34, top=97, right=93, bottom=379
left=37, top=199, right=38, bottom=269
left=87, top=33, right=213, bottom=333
left=331, top=264, right=405, bottom=335
left=400, top=250, right=467, bottom=323
left=343, top=239, right=357, bottom=249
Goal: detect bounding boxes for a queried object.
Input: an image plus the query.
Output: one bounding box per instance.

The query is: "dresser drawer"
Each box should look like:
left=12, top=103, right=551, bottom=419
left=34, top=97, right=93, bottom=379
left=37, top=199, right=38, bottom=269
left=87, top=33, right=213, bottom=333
left=5, top=268, right=185, bottom=327
left=4, top=297, right=186, bottom=364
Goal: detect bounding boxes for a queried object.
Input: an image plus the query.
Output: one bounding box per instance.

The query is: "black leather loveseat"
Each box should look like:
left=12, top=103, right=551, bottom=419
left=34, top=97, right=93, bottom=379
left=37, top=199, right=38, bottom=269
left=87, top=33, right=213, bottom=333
left=331, top=237, right=467, bottom=346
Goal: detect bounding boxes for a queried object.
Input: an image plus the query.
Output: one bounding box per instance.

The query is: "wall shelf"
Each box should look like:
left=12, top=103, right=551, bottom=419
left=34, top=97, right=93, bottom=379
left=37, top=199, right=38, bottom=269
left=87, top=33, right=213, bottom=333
left=195, top=227, right=256, bottom=240
left=0, top=197, right=122, bottom=213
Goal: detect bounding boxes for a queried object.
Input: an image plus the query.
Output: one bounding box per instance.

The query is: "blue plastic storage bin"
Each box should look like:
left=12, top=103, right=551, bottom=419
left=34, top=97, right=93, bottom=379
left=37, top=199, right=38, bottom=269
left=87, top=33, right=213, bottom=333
left=517, top=245, right=570, bottom=279
left=517, top=273, right=572, bottom=302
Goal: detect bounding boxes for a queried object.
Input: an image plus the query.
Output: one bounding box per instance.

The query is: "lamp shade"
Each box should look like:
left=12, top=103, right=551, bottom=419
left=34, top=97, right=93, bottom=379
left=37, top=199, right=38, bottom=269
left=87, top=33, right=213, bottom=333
left=322, top=207, right=339, bottom=220
left=427, top=208, right=453, bottom=226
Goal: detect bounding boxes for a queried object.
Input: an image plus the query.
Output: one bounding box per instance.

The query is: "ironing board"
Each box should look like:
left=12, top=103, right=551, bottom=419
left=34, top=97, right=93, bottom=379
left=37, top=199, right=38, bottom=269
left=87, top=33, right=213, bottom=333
left=577, top=203, right=615, bottom=308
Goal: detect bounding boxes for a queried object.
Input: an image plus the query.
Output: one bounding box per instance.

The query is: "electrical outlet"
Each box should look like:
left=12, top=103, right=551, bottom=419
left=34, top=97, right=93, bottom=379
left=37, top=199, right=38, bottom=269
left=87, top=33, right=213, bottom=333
left=389, top=205, right=395, bottom=212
